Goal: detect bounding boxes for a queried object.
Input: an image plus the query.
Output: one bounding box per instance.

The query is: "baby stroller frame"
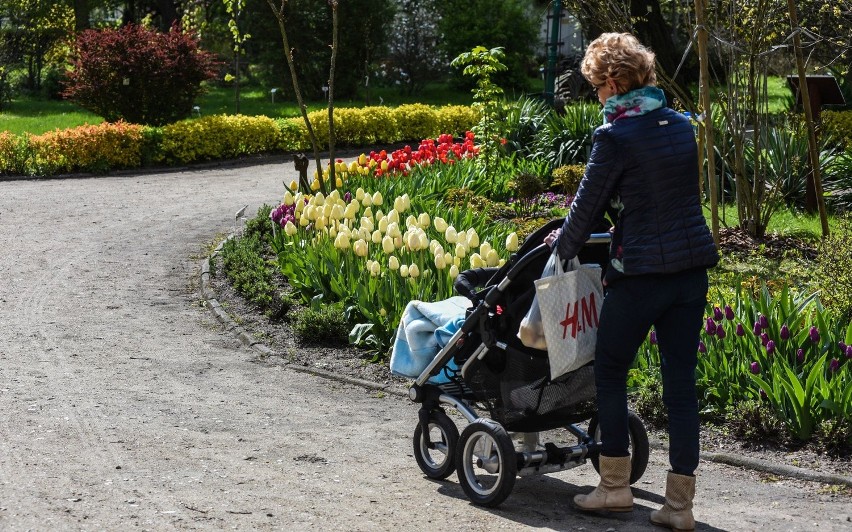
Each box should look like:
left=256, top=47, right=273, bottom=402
left=406, top=220, right=649, bottom=507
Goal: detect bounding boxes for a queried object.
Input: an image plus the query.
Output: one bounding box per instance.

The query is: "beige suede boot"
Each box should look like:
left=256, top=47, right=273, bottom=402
left=650, top=471, right=696, bottom=531
left=573, top=455, right=633, bottom=512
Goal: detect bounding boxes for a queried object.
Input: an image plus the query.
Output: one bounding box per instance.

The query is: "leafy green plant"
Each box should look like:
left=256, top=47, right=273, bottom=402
left=813, top=214, right=852, bottom=321
left=220, top=233, right=277, bottom=308
left=291, top=301, right=349, bottom=344
left=450, top=46, right=509, bottom=177
left=550, top=164, right=585, bottom=195
left=531, top=103, right=601, bottom=168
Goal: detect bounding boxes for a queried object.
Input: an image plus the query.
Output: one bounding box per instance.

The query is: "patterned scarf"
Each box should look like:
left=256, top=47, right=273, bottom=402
left=603, top=86, right=667, bottom=124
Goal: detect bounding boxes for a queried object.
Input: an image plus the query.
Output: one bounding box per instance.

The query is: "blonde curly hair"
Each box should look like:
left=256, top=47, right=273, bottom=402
left=581, top=33, right=656, bottom=94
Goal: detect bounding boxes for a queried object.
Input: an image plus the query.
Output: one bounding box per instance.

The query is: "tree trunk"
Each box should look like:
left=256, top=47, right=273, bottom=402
left=73, top=0, right=90, bottom=31
left=157, top=0, right=179, bottom=30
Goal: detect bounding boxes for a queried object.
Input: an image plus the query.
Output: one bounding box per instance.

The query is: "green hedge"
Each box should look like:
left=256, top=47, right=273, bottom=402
left=0, top=104, right=479, bottom=177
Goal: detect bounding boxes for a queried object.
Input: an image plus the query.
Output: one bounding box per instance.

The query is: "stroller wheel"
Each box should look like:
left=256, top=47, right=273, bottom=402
left=413, top=410, right=459, bottom=480
left=455, top=419, right=517, bottom=507
left=588, top=410, right=650, bottom=484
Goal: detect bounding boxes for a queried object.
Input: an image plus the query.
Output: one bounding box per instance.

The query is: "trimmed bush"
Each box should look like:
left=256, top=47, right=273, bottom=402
left=393, top=103, right=439, bottom=142
left=435, top=105, right=480, bottom=139
left=26, top=121, right=145, bottom=175
left=158, top=115, right=282, bottom=164
left=0, top=132, right=28, bottom=175
left=551, top=164, right=585, bottom=195
left=63, top=24, right=220, bottom=126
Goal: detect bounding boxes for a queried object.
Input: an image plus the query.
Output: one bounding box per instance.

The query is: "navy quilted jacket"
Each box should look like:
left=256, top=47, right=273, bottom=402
left=555, top=106, right=718, bottom=283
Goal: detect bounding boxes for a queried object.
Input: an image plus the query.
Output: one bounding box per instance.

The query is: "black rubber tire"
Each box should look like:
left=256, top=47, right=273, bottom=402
left=588, top=410, right=650, bottom=484
left=413, top=410, right=459, bottom=480
left=455, top=419, right=517, bottom=507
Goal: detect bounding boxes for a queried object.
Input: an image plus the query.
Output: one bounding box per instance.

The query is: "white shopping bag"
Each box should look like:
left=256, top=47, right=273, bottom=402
left=517, top=249, right=561, bottom=350
left=533, top=249, right=603, bottom=379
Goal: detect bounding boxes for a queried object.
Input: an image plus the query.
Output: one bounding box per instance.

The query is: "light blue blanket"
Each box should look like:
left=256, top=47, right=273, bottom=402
left=390, top=296, right=471, bottom=384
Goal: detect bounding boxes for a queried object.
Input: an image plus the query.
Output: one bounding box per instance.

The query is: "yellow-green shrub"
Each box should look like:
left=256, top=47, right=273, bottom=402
left=159, top=114, right=282, bottom=164
left=359, top=106, right=398, bottom=143
left=551, top=164, right=586, bottom=194
left=0, top=132, right=28, bottom=175
left=822, top=110, right=852, bottom=149
left=435, top=105, right=480, bottom=138
left=276, top=118, right=310, bottom=152
left=393, top=103, right=439, bottom=141
left=27, top=121, right=145, bottom=175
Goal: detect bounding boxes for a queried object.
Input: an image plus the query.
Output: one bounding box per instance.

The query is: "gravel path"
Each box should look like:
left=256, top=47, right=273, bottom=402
left=0, top=162, right=850, bottom=531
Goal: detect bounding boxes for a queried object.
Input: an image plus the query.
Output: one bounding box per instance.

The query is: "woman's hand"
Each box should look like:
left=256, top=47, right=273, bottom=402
left=544, top=228, right=561, bottom=247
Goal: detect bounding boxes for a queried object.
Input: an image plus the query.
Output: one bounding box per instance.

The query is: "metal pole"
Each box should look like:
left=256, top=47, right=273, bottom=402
left=544, top=0, right=561, bottom=105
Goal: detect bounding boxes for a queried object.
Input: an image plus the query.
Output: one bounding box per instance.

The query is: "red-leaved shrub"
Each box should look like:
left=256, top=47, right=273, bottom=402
left=63, top=24, right=221, bottom=126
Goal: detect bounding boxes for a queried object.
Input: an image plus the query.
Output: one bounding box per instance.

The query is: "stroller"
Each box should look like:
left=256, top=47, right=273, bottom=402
left=406, top=219, right=650, bottom=507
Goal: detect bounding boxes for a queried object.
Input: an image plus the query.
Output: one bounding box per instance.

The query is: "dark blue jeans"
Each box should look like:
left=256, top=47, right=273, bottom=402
left=594, top=268, right=708, bottom=476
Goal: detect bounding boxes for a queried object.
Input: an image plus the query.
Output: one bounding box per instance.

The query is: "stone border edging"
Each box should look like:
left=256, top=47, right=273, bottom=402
left=201, top=236, right=852, bottom=489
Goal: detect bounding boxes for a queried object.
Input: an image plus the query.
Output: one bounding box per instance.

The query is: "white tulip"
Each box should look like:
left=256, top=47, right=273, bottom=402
left=418, top=212, right=431, bottom=228
left=445, top=226, right=458, bottom=243
left=434, top=216, right=448, bottom=232
left=467, top=228, right=480, bottom=248
left=408, top=263, right=420, bottom=278
left=455, top=243, right=466, bottom=258
left=284, top=221, right=297, bottom=236
left=486, top=249, right=500, bottom=267
left=353, top=239, right=368, bottom=257
left=505, top=232, right=519, bottom=252
left=371, top=230, right=382, bottom=244
left=388, top=255, right=400, bottom=270
left=449, top=264, right=460, bottom=279
left=399, top=264, right=409, bottom=278
left=382, top=235, right=395, bottom=254
left=371, top=191, right=383, bottom=206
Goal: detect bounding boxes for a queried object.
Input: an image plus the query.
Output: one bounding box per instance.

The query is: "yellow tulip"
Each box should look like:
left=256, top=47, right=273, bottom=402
left=310, top=179, right=320, bottom=191
left=379, top=308, right=387, bottom=317
left=336, top=177, right=343, bottom=188
left=388, top=255, right=400, bottom=270
left=486, top=249, right=499, bottom=267
left=284, top=221, right=297, bottom=236
left=349, top=161, right=359, bottom=173
left=371, top=230, right=382, bottom=244
left=289, top=180, right=298, bottom=191
left=363, top=207, right=373, bottom=219
left=470, top=253, right=485, bottom=269
left=409, top=263, right=420, bottom=278
left=329, top=226, right=338, bottom=238
left=316, top=216, right=327, bottom=230
left=498, top=258, right=506, bottom=267
left=331, top=204, right=344, bottom=220
left=314, top=192, right=325, bottom=205
left=353, top=239, right=368, bottom=257
left=479, top=242, right=492, bottom=257
left=356, top=187, right=365, bottom=201
left=358, top=153, right=367, bottom=165
left=449, top=264, right=460, bottom=279
left=467, top=228, right=480, bottom=248
left=387, top=222, right=401, bottom=238
left=299, top=214, right=309, bottom=227
left=382, top=235, right=395, bottom=254
left=334, top=233, right=350, bottom=249
left=399, top=264, right=409, bottom=278
left=372, top=191, right=383, bottom=206
left=283, top=191, right=294, bottom=206
left=381, top=160, right=389, bottom=172
left=434, top=216, right=448, bottom=233
left=343, top=203, right=358, bottom=220
left=445, top=226, right=458, bottom=243
left=328, top=189, right=340, bottom=202
left=453, top=256, right=461, bottom=267
left=322, top=203, right=333, bottom=218
left=363, top=193, right=373, bottom=207
left=393, top=196, right=405, bottom=213
left=418, top=212, right=431, bottom=228
left=505, top=232, right=519, bottom=252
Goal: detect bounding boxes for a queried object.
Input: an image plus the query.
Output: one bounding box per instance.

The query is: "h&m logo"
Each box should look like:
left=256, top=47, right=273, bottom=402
left=560, top=292, right=599, bottom=339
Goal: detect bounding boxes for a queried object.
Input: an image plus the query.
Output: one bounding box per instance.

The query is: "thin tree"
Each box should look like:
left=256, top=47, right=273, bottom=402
left=326, top=0, right=338, bottom=191
left=266, top=0, right=326, bottom=194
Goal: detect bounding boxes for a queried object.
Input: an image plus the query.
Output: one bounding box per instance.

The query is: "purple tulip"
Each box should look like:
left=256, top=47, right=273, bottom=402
left=713, top=306, right=723, bottom=322
left=840, top=341, right=848, bottom=353
left=753, top=322, right=762, bottom=335
left=705, top=318, right=717, bottom=335
left=760, top=389, right=768, bottom=400
left=760, top=333, right=770, bottom=346
left=829, top=358, right=840, bottom=373
left=725, top=305, right=735, bottom=321
left=344, top=191, right=352, bottom=203
left=796, top=348, right=804, bottom=362
left=846, top=345, right=852, bottom=359
left=809, top=326, right=820, bottom=343
left=716, top=324, right=726, bottom=339
left=759, top=315, right=769, bottom=330
left=736, top=324, right=745, bottom=337
left=766, top=340, right=775, bottom=355
left=650, top=330, right=657, bottom=345
left=698, top=341, right=707, bottom=354
left=750, top=362, right=760, bottom=374
left=780, top=325, right=790, bottom=341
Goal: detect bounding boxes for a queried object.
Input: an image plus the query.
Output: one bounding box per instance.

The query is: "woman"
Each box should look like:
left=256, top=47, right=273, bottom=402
left=545, top=33, right=718, bottom=531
